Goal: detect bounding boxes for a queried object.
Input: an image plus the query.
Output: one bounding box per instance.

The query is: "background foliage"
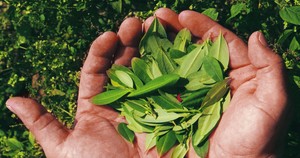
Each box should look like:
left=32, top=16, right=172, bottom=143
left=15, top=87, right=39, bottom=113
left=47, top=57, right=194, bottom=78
left=0, top=0, right=299, bottom=157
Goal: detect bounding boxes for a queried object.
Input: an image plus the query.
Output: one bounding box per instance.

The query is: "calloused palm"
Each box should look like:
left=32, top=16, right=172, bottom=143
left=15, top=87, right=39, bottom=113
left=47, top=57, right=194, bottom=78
left=6, top=8, right=288, bottom=158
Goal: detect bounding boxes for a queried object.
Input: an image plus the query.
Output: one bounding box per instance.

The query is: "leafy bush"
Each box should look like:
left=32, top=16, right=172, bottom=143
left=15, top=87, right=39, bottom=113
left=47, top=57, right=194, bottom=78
left=0, top=0, right=299, bottom=157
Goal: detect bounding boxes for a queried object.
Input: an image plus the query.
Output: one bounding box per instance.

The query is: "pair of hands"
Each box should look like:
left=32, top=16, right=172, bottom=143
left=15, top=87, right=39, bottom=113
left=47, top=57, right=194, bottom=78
left=6, top=8, right=288, bottom=158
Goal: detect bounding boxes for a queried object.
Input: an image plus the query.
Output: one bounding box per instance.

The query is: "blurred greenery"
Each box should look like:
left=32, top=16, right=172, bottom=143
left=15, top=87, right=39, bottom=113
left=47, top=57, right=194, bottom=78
left=0, top=0, right=299, bottom=157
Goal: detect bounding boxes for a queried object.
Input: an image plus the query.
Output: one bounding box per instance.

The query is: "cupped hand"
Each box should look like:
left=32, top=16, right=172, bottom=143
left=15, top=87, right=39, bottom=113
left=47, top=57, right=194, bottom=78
left=6, top=17, right=146, bottom=158
left=6, top=8, right=289, bottom=158
left=150, top=8, right=289, bottom=157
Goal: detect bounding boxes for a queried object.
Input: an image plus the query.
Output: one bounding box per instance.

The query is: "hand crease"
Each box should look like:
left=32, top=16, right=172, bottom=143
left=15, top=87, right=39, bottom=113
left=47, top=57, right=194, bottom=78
left=252, top=101, right=276, bottom=122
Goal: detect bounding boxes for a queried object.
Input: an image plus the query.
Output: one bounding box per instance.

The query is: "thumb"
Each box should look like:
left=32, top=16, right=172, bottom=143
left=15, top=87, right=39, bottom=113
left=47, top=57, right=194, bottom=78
left=6, top=97, right=69, bottom=154
left=248, top=31, right=283, bottom=68
left=248, top=31, right=288, bottom=120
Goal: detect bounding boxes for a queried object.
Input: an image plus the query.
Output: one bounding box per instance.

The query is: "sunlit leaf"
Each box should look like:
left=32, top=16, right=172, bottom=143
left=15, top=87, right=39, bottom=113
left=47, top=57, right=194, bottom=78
left=173, top=113, right=202, bottom=131
left=192, top=137, right=210, bottom=158
left=182, top=88, right=210, bottom=108
left=138, top=109, right=184, bottom=124
left=202, top=8, right=219, bottom=21
left=202, top=56, right=223, bottom=82
left=209, top=33, right=229, bottom=71
left=201, top=78, right=230, bottom=107
left=92, top=89, right=132, bottom=105
left=118, top=123, right=135, bottom=143
left=279, top=6, right=300, bottom=25
left=6, top=138, right=24, bottom=150
left=131, top=57, right=153, bottom=83
left=226, top=3, right=246, bottom=22
left=177, top=44, right=205, bottom=77
left=115, top=70, right=134, bottom=88
left=151, top=95, right=183, bottom=109
left=122, top=105, right=154, bottom=133
left=145, top=133, right=157, bottom=151
left=171, top=143, right=189, bottom=158
left=128, top=74, right=180, bottom=97
left=222, top=91, right=231, bottom=113
left=193, top=101, right=221, bottom=146
left=173, top=28, right=192, bottom=52
left=156, top=130, right=177, bottom=156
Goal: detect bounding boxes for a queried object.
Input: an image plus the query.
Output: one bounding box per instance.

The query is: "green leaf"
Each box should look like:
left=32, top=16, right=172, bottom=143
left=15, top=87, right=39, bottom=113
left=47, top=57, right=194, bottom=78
left=181, top=88, right=210, bottom=108
left=154, top=126, right=174, bottom=137
left=156, top=130, right=177, bottom=156
left=202, top=56, right=224, bottom=82
left=6, top=138, right=24, bottom=150
left=158, top=90, right=181, bottom=105
left=110, top=0, right=122, bottom=13
left=173, top=28, right=192, bottom=52
left=173, top=113, right=202, bottom=131
left=151, top=59, right=163, bottom=78
left=226, top=3, right=246, bottom=22
left=28, top=132, right=35, bottom=146
left=202, top=8, right=219, bottom=21
left=170, top=49, right=186, bottom=65
left=122, top=105, right=154, bottom=133
left=171, top=143, right=189, bottom=158
left=289, top=36, right=300, bottom=51
left=128, top=74, right=180, bottom=97
left=193, top=101, right=221, bottom=146
left=137, top=109, right=184, bottom=124
left=178, top=44, right=205, bottom=77
left=118, top=123, right=135, bottom=143
left=92, top=89, right=132, bottom=105
left=192, top=137, right=210, bottom=158
left=209, top=33, right=229, bottom=71
left=279, top=6, right=300, bottom=25
left=123, top=100, right=148, bottom=117
left=222, top=90, right=231, bottom=113
left=115, top=70, right=134, bottom=88
left=145, top=133, right=157, bottom=151
left=139, top=17, right=171, bottom=56
left=277, top=29, right=293, bottom=45
left=185, top=70, right=216, bottom=91
left=201, top=78, right=230, bottom=107
left=107, top=69, right=127, bottom=88
left=156, top=49, right=177, bottom=74
left=111, top=64, right=144, bottom=88
left=131, top=57, right=153, bottom=83
left=151, top=95, right=183, bottom=109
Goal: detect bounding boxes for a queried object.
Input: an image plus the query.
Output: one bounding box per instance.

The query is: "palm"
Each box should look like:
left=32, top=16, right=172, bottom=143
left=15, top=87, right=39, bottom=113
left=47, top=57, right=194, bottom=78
left=56, top=111, right=135, bottom=157
left=153, top=9, right=288, bottom=157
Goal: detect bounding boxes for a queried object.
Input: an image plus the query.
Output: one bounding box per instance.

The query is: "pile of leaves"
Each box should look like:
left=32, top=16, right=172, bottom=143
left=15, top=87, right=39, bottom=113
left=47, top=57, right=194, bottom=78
left=92, top=18, right=231, bottom=157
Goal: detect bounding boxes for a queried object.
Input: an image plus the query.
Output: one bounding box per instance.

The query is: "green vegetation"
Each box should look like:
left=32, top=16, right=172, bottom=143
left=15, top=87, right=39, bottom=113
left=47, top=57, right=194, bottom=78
left=0, top=0, right=299, bottom=157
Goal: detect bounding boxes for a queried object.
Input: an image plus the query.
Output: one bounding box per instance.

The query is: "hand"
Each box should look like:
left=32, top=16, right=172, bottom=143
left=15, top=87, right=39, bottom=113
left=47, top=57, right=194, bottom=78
left=6, top=17, right=145, bottom=157
left=148, top=8, right=289, bottom=157
left=6, top=8, right=289, bottom=158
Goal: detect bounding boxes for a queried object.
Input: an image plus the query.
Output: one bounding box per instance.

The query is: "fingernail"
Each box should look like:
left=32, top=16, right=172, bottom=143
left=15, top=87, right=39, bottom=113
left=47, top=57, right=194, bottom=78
left=258, top=32, right=268, bottom=47
left=6, top=99, right=16, bottom=113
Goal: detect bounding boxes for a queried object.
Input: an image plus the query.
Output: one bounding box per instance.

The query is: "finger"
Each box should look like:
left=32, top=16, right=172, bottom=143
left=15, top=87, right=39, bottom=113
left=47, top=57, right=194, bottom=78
left=114, top=17, right=142, bottom=66
left=118, top=17, right=143, bottom=47
left=114, top=47, right=139, bottom=66
left=154, top=8, right=183, bottom=32
left=143, top=8, right=183, bottom=41
left=78, top=32, right=119, bottom=114
left=143, top=16, right=167, bottom=33
left=79, top=32, right=118, bottom=99
left=178, top=10, right=250, bottom=69
left=248, top=31, right=288, bottom=120
left=6, top=97, right=69, bottom=156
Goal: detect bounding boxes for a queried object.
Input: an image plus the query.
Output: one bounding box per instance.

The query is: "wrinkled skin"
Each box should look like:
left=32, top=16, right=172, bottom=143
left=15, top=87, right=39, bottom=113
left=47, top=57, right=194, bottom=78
left=6, top=8, right=289, bottom=158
